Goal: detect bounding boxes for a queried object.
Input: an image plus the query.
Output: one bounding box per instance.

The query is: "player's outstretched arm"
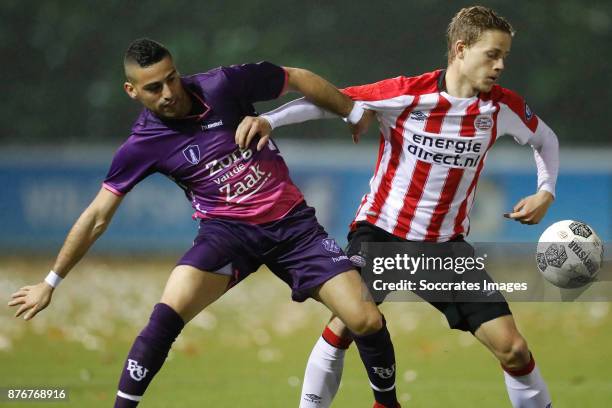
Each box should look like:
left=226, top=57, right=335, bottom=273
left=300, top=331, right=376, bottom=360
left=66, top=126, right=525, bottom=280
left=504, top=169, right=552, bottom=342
left=8, top=187, right=123, bottom=320
left=235, top=96, right=345, bottom=150
left=235, top=67, right=373, bottom=150
left=505, top=119, right=559, bottom=225
left=283, top=67, right=356, bottom=118
left=235, top=99, right=372, bottom=151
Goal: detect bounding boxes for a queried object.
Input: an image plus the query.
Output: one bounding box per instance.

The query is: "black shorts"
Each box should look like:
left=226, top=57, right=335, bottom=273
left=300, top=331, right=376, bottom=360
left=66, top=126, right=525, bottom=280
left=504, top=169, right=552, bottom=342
left=346, top=222, right=512, bottom=333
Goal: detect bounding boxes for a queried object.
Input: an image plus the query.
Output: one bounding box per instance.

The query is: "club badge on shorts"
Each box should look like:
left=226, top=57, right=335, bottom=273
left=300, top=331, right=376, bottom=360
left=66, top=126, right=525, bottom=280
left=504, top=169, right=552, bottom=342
left=322, top=238, right=341, bottom=254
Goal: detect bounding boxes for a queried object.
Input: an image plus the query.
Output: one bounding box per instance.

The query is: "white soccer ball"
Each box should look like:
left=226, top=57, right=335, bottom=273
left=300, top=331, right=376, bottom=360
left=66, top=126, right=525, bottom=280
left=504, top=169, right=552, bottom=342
left=536, top=220, right=603, bottom=288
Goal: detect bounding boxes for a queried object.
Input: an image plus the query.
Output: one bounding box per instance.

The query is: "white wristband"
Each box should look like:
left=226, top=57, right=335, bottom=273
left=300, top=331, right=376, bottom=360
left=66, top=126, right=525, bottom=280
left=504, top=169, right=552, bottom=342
left=259, top=97, right=338, bottom=130
left=44, top=270, right=63, bottom=288
left=259, top=114, right=275, bottom=130
left=344, top=102, right=365, bottom=125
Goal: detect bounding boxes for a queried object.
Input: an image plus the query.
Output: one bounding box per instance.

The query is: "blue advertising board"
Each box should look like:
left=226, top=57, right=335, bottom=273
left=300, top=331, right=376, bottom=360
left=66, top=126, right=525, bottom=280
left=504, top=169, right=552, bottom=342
left=1, top=146, right=609, bottom=254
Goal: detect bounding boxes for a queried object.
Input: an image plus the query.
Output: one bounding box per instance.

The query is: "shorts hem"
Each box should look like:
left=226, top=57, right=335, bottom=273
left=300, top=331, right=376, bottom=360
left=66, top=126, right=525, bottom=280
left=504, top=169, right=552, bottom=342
left=465, top=304, right=512, bottom=334
left=175, top=261, right=233, bottom=276
left=291, top=266, right=354, bottom=302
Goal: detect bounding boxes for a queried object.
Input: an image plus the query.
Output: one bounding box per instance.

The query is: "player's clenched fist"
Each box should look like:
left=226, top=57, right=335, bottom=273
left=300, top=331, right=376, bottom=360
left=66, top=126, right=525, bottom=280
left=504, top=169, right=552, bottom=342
left=504, top=190, right=554, bottom=225
left=235, top=116, right=272, bottom=151
left=8, top=282, right=53, bottom=320
left=348, top=109, right=376, bottom=144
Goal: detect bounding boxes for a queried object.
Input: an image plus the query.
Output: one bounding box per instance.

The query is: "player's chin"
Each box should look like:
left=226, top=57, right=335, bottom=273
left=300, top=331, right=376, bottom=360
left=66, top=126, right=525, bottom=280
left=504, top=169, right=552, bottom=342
left=158, top=107, right=179, bottom=119
left=478, top=81, right=494, bottom=93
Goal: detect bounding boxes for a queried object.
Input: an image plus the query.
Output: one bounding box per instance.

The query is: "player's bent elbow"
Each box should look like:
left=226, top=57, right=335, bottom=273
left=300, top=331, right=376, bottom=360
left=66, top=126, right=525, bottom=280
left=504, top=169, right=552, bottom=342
left=92, top=218, right=110, bottom=237
left=82, top=208, right=112, bottom=238
left=284, top=67, right=312, bottom=93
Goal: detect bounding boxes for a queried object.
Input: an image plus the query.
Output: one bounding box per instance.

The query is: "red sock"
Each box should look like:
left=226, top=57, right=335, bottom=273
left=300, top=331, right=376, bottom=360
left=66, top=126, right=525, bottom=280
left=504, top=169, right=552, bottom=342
left=502, top=353, right=535, bottom=377
left=322, top=325, right=353, bottom=349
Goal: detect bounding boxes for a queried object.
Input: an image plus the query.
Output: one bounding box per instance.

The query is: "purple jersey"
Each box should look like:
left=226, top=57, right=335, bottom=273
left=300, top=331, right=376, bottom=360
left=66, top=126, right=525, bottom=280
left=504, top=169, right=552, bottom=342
left=103, top=62, right=304, bottom=224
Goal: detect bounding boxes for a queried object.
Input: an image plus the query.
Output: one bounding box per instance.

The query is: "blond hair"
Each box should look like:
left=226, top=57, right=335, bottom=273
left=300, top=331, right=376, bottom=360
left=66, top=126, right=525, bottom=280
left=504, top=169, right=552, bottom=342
left=447, top=6, right=514, bottom=64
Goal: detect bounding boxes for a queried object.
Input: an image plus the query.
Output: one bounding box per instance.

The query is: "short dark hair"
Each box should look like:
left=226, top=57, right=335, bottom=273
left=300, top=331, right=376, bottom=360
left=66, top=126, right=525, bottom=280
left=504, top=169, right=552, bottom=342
left=124, top=38, right=171, bottom=68
left=447, top=6, right=514, bottom=64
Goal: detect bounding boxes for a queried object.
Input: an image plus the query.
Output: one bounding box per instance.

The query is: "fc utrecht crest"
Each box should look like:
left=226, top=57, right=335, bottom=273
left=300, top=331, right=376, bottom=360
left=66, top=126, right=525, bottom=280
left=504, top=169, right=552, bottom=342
left=372, top=363, right=395, bottom=379
left=127, top=359, right=148, bottom=382
left=322, top=238, right=341, bottom=254
left=183, top=145, right=201, bottom=165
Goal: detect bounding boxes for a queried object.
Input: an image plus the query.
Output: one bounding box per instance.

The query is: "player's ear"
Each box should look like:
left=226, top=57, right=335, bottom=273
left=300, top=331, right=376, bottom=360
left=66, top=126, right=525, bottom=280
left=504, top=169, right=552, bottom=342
left=124, top=81, right=137, bottom=99
left=455, top=40, right=466, bottom=60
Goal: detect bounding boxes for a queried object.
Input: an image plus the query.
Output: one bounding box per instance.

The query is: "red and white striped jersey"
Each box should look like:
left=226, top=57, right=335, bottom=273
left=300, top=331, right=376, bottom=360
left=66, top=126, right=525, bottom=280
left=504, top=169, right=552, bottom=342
left=343, top=69, right=557, bottom=242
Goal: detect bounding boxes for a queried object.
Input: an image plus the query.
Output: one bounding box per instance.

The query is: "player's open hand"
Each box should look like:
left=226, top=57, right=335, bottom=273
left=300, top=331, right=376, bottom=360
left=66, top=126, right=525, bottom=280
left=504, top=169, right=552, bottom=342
left=504, top=190, right=554, bottom=225
left=349, top=110, right=375, bottom=144
left=8, top=282, right=53, bottom=320
left=235, top=116, right=272, bottom=151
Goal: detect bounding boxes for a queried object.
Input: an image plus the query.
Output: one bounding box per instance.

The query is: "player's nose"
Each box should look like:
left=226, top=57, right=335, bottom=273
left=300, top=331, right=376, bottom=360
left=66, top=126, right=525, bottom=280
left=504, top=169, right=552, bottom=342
left=494, top=57, right=505, bottom=71
left=161, top=83, right=173, bottom=101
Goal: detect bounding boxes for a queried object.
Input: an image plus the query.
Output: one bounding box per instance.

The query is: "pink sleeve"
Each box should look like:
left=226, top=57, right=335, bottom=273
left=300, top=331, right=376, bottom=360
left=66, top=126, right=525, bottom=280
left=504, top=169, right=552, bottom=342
left=102, top=183, right=125, bottom=196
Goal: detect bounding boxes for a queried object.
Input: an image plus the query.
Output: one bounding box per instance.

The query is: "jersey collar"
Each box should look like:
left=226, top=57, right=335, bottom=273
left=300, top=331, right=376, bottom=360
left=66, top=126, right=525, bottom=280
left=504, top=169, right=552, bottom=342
left=184, top=86, right=211, bottom=122
left=145, top=78, right=211, bottom=125
left=437, top=69, right=447, bottom=92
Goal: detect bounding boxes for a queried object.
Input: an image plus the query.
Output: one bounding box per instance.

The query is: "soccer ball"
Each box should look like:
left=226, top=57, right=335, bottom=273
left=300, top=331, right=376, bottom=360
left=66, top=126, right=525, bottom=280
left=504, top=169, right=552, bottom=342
left=536, top=220, right=603, bottom=288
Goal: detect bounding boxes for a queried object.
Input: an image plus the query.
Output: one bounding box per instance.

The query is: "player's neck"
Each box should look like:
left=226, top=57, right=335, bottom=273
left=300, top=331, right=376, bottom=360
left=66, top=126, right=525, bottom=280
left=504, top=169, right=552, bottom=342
left=178, top=90, right=194, bottom=118
left=444, top=65, right=478, bottom=99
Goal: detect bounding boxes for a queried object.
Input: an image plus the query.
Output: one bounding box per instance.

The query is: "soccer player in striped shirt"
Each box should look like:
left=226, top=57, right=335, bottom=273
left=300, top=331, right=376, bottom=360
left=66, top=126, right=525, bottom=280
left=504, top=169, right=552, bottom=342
left=236, top=6, right=557, bottom=408
left=8, top=39, right=401, bottom=408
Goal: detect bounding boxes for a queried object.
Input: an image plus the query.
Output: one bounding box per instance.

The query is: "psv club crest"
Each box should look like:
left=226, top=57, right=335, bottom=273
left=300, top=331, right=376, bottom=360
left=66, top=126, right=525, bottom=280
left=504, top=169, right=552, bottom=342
left=183, top=145, right=201, bottom=165
left=474, top=115, right=493, bottom=131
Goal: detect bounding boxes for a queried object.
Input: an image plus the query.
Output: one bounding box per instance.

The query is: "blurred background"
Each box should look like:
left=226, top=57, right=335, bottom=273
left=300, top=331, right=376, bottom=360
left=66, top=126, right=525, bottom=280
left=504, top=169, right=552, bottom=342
left=1, top=0, right=611, bottom=251
left=1, top=1, right=611, bottom=407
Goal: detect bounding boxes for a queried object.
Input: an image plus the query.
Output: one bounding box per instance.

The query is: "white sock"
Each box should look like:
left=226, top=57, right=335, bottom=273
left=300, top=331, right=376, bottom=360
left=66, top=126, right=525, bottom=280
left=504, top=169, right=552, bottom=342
left=503, top=361, right=552, bottom=408
left=299, top=336, right=347, bottom=408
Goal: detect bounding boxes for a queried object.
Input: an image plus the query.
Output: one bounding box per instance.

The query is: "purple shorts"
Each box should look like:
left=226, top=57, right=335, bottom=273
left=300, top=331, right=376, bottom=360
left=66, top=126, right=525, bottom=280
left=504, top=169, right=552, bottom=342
left=177, top=201, right=354, bottom=302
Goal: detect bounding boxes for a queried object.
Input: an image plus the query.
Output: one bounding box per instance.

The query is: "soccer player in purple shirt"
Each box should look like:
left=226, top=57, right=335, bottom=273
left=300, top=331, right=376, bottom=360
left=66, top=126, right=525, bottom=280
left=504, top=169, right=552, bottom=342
left=8, top=39, right=401, bottom=408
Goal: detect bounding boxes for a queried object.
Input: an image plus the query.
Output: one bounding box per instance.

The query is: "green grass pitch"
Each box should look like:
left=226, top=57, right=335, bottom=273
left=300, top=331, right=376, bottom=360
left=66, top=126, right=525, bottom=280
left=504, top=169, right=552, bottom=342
left=1, top=258, right=611, bottom=407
